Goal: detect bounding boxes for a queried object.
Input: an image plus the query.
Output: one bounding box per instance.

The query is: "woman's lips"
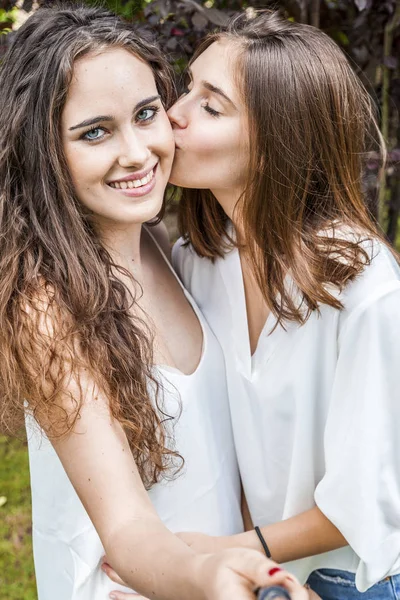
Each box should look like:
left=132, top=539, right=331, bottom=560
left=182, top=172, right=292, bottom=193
left=107, top=165, right=158, bottom=198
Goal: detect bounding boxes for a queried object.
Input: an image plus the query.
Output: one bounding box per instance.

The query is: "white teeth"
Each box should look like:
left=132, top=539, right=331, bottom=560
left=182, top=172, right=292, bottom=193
left=109, top=169, right=154, bottom=190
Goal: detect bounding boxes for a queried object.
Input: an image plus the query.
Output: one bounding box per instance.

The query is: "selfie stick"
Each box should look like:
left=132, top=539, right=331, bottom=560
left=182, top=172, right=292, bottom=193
left=257, top=586, right=291, bottom=600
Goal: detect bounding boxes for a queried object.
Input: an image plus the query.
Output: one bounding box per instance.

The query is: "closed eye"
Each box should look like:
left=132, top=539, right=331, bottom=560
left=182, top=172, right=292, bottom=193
left=202, top=102, right=220, bottom=118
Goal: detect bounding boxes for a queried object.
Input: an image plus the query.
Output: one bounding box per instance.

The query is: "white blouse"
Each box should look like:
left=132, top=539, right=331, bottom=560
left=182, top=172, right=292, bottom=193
left=26, top=230, right=243, bottom=600
left=172, top=229, right=400, bottom=592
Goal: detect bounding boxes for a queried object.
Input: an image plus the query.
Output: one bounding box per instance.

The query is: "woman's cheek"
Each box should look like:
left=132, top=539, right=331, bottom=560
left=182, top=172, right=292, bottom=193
left=155, top=115, right=175, bottom=153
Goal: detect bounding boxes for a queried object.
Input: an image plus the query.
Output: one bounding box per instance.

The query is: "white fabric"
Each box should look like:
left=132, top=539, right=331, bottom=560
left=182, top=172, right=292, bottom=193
left=172, top=229, right=400, bottom=592
left=26, top=232, right=243, bottom=600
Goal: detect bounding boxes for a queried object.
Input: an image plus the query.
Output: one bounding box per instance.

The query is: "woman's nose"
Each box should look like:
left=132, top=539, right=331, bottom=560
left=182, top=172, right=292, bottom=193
left=167, top=99, right=188, bottom=129
left=118, top=130, right=151, bottom=169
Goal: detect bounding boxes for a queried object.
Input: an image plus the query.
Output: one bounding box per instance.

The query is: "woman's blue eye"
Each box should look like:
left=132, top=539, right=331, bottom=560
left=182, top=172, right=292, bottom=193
left=83, top=127, right=105, bottom=141
left=136, top=107, right=159, bottom=122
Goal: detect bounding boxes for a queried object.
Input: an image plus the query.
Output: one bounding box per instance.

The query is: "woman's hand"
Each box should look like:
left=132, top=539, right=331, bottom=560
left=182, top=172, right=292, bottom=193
left=103, top=551, right=321, bottom=600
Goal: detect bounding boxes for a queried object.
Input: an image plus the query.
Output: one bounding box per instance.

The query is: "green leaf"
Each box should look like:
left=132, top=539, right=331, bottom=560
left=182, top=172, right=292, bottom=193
left=0, top=8, right=18, bottom=24
left=334, top=30, right=350, bottom=46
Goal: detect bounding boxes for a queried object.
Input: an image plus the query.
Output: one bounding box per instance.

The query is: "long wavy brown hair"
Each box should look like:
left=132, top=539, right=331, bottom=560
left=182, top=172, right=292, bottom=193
left=179, top=10, right=393, bottom=324
left=0, top=3, right=180, bottom=487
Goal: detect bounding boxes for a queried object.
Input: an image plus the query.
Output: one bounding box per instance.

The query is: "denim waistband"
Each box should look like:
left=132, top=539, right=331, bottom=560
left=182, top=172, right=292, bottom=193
left=307, top=568, right=400, bottom=599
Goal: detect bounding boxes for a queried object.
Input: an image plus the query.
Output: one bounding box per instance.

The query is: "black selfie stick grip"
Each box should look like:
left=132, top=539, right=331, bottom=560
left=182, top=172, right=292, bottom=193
left=257, top=586, right=291, bottom=600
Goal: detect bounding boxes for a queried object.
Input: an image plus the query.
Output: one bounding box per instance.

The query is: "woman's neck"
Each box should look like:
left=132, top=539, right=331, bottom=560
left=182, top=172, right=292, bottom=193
left=97, top=221, right=144, bottom=278
left=211, top=187, right=247, bottom=245
left=211, top=188, right=241, bottom=220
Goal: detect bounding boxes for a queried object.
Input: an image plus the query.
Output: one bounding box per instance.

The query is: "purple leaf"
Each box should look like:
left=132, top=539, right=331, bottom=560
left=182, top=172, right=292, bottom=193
left=192, top=12, right=208, bottom=30
left=384, top=56, right=398, bottom=70
left=389, top=148, right=400, bottom=164
left=204, top=8, right=230, bottom=27
left=171, top=27, right=185, bottom=37
left=166, top=36, right=178, bottom=51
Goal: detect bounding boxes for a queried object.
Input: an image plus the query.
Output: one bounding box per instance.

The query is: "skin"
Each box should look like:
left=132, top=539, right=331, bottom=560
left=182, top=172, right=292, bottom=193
left=63, top=47, right=173, bottom=234
left=49, top=45, right=290, bottom=600
left=168, top=40, right=249, bottom=216
left=104, top=561, right=315, bottom=600
left=106, top=41, right=322, bottom=600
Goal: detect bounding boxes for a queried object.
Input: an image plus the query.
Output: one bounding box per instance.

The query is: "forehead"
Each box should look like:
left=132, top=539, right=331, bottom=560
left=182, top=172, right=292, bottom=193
left=191, top=40, right=240, bottom=99
left=64, top=47, right=157, bottom=119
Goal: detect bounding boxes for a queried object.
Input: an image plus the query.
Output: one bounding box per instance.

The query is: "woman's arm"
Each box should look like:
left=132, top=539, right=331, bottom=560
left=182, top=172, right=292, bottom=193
left=26, top=297, right=204, bottom=599
left=226, top=506, right=347, bottom=561
left=50, top=377, right=205, bottom=599
left=44, top=366, right=278, bottom=600
left=177, top=506, right=346, bottom=561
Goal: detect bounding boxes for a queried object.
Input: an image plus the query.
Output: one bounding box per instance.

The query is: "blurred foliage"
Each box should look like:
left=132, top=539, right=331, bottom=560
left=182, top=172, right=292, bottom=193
left=0, top=6, right=17, bottom=34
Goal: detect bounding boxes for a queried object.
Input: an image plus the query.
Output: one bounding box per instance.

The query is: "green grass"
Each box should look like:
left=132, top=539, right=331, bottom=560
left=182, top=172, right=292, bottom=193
left=0, top=436, right=37, bottom=600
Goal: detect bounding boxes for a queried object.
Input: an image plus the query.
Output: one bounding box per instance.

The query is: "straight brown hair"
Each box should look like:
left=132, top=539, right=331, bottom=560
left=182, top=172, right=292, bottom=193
left=179, top=10, right=392, bottom=324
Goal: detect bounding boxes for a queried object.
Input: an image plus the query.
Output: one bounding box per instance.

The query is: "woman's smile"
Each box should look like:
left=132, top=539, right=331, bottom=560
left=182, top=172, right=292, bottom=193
left=107, top=163, right=158, bottom=197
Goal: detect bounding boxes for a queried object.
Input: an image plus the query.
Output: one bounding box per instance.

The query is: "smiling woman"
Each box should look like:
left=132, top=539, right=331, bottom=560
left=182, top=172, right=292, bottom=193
left=62, top=47, right=173, bottom=227
left=0, top=4, right=297, bottom=600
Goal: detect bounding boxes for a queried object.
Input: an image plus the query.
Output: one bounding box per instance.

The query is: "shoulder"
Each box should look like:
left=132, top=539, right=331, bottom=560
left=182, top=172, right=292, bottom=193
left=172, top=236, right=196, bottom=276
left=342, top=239, right=400, bottom=305
left=318, top=224, right=400, bottom=310
left=171, top=236, right=215, bottom=283
left=337, top=238, right=400, bottom=332
left=172, top=220, right=234, bottom=277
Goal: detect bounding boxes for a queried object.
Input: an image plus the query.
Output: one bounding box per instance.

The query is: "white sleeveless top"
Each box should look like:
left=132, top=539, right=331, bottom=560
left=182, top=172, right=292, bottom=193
left=26, top=230, right=243, bottom=600
left=172, top=229, right=400, bottom=593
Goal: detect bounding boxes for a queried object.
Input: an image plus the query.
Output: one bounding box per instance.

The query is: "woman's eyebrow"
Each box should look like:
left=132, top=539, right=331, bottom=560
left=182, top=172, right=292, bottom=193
left=69, top=95, right=161, bottom=130
left=202, top=81, right=237, bottom=110
left=69, top=115, right=113, bottom=131
left=187, top=67, right=237, bottom=110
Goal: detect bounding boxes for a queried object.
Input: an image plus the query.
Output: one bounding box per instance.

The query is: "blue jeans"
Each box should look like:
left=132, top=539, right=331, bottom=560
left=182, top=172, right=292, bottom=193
left=306, top=569, right=400, bottom=599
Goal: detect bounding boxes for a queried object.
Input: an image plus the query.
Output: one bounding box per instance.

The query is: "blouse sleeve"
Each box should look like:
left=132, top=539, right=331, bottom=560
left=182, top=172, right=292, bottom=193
left=314, top=282, right=400, bottom=591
